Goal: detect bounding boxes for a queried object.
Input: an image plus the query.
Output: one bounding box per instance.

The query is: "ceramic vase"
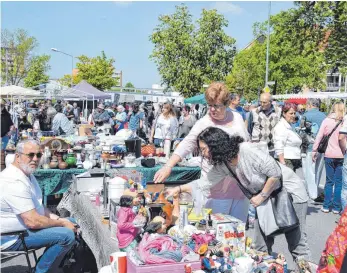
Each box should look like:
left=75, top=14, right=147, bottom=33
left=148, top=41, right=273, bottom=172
left=65, top=153, right=77, bottom=168
left=83, top=152, right=93, bottom=170
left=49, top=156, right=59, bottom=169
left=56, top=151, right=68, bottom=170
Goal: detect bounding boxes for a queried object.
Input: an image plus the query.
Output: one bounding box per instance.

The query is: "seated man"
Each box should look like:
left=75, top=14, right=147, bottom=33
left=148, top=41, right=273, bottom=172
left=0, top=139, right=77, bottom=273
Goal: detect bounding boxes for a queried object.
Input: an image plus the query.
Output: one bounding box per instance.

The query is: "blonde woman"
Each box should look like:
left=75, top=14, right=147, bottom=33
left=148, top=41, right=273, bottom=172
left=313, top=102, right=345, bottom=214
left=153, top=83, right=250, bottom=222
left=149, top=102, right=178, bottom=147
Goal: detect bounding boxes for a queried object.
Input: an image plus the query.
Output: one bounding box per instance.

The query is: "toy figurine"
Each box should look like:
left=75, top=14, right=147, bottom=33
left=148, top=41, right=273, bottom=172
left=117, top=194, right=141, bottom=252
left=266, top=254, right=285, bottom=273
left=212, top=255, right=222, bottom=270
left=228, top=246, right=235, bottom=265
left=296, top=259, right=312, bottom=273
left=218, top=257, right=232, bottom=273
left=201, top=250, right=218, bottom=273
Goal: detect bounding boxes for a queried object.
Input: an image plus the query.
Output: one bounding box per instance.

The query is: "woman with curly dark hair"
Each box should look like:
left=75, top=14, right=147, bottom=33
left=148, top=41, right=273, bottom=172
left=166, top=127, right=311, bottom=264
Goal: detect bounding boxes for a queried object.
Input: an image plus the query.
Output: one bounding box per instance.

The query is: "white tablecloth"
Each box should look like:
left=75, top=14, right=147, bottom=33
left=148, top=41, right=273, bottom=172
left=57, top=187, right=118, bottom=269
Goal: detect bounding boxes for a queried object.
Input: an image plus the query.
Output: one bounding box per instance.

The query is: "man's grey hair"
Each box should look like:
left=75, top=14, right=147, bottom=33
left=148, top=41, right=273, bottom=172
left=47, top=106, right=57, bottom=118
left=16, top=139, right=41, bottom=154
left=117, top=105, right=125, bottom=111
left=307, top=98, right=321, bottom=108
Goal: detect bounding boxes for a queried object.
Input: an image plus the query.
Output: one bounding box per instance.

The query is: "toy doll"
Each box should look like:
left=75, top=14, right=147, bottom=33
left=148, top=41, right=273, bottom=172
left=117, top=194, right=141, bottom=252
left=218, top=257, right=232, bottom=273
left=201, top=250, right=218, bottom=273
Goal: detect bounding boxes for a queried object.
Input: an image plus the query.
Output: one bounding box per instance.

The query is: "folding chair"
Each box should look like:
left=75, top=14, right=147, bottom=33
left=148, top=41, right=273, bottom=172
left=1, top=229, right=38, bottom=273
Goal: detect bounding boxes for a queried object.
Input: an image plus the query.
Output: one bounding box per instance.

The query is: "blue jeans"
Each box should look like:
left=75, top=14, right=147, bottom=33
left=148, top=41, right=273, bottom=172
left=341, top=154, right=347, bottom=210
left=1, top=135, right=9, bottom=150
left=6, top=218, right=77, bottom=273
left=323, top=158, right=343, bottom=212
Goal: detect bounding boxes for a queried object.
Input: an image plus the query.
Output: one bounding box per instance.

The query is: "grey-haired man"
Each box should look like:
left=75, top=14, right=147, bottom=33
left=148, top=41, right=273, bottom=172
left=0, top=140, right=77, bottom=273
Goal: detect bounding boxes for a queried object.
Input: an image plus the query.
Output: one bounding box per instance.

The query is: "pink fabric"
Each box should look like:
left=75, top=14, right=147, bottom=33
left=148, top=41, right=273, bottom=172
left=174, top=110, right=249, bottom=200
left=313, top=116, right=344, bottom=159
left=138, top=233, right=190, bottom=264
left=191, top=233, right=215, bottom=252
left=116, top=207, right=138, bottom=249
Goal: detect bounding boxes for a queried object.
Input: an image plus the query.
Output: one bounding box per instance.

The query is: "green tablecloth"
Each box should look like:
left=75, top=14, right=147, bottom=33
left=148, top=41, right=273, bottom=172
left=34, top=166, right=201, bottom=197
left=110, top=166, right=201, bottom=182
left=34, top=168, right=87, bottom=196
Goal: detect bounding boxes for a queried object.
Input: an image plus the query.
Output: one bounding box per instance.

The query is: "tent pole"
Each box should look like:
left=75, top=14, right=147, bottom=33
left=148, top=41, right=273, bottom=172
left=82, top=99, right=84, bottom=118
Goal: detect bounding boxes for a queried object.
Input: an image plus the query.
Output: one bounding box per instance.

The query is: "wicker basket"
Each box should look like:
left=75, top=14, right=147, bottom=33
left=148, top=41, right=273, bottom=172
left=141, top=145, right=155, bottom=157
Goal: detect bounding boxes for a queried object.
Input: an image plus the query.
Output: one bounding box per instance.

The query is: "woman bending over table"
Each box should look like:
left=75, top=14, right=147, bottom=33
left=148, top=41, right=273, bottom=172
left=166, top=127, right=311, bottom=263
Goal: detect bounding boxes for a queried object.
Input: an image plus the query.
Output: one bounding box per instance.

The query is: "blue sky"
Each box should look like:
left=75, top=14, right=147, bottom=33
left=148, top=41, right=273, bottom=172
left=2, top=1, right=294, bottom=88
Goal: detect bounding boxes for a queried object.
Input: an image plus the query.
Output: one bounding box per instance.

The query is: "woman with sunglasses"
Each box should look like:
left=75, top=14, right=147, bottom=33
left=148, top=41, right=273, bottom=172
left=154, top=82, right=250, bottom=222
left=166, top=127, right=311, bottom=263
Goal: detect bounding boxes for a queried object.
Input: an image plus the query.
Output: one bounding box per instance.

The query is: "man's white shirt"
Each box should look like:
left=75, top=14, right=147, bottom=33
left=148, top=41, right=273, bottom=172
left=0, top=164, right=45, bottom=250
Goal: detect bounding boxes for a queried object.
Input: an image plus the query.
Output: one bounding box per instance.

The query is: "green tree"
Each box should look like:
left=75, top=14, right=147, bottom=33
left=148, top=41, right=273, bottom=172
left=293, top=1, right=347, bottom=74
left=150, top=4, right=236, bottom=98
left=226, top=41, right=265, bottom=101
left=123, top=82, right=135, bottom=92
left=195, top=9, right=236, bottom=84
left=59, top=51, right=119, bottom=90
left=124, top=82, right=134, bottom=88
left=1, top=29, right=38, bottom=85
left=57, top=74, right=79, bottom=88
left=24, top=55, right=51, bottom=88
left=226, top=7, right=327, bottom=99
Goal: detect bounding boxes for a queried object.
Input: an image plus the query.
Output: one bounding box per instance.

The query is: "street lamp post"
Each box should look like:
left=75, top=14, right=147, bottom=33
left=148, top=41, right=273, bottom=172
left=265, top=1, right=271, bottom=87
left=51, top=48, right=74, bottom=88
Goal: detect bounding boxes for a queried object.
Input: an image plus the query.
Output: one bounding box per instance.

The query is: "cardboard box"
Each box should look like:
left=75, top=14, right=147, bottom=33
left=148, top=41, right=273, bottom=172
left=211, top=213, right=246, bottom=251
left=79, top=124, right=93, bottom=136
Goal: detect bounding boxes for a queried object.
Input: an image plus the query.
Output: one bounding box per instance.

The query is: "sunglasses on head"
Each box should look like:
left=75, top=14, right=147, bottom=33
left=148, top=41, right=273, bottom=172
left=19, top=152, right=43, bottom=159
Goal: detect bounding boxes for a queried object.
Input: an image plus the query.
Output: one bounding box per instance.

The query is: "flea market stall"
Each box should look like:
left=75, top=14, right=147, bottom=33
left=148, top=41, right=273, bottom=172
left=1, top=87, right=302, bottom=273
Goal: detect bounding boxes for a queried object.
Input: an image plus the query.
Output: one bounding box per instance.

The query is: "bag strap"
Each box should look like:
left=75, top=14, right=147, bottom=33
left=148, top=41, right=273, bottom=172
left=327, top=120, right=342, bottom=138
left=224, top=161, right=253, bottom=199
left=224, top=159, right=284, bottom=199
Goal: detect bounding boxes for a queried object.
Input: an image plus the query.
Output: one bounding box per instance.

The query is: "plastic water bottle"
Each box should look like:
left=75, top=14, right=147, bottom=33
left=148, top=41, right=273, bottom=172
left=164, top=138, right=171, bottom=159
left=141, top=178, right=147, bottom=189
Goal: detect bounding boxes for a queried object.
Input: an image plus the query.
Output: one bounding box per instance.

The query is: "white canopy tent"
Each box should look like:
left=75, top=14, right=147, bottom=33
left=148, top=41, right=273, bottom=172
left=0, top=85, right=42, bottom=97
left=272, top=92, right=347, bottom=100
left=272, top=92, right=330, bottom=100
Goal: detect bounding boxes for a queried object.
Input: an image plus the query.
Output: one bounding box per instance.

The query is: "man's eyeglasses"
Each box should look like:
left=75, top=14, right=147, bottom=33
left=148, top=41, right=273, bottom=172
left=19, top=152, right=43, bottom=159
left=207, top=104, right=225, bottom=110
